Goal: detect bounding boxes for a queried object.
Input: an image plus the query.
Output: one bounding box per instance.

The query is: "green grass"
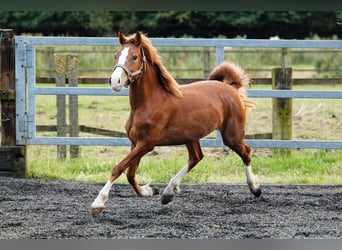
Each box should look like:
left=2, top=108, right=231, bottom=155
left=28, top=145, right=342, bottom=185
left=252, top=149, right=342, bottom=184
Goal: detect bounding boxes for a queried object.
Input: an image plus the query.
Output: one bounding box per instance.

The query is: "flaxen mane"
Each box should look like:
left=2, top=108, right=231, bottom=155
left=207, top=62, right=256, bottom=108
left=125, top=32, right=183, bottom=98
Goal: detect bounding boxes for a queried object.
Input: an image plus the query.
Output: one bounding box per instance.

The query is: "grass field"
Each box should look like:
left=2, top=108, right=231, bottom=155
left=28, top=83, right=342, bottom=185
left=28, top=145, right=342, bottom=185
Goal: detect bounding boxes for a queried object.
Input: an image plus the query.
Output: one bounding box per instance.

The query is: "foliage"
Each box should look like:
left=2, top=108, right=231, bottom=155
left=1, top=11, right=342, bottom=38
left=0, top=11, right=114, bottom=36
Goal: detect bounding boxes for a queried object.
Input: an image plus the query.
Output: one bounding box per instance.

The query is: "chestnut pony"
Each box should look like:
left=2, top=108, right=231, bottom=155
left=90, top=31, right=261, bottom=215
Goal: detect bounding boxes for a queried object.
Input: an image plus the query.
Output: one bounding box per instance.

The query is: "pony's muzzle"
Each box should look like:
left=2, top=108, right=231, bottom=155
left=109, top=76, right=121, bottom=86
left=110, top=79, right=123, bottom=92
left=110, top=68, right=126, bottom=92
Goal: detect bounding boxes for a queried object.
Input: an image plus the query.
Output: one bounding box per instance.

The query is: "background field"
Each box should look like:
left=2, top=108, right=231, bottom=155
left=27, top=44, right=342, bottom=185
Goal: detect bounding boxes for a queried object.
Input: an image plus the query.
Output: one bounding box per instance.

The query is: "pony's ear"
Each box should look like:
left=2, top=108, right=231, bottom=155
left=118, top=31, right=126, bottom=45
left=133, top=32, right=142, bottom=46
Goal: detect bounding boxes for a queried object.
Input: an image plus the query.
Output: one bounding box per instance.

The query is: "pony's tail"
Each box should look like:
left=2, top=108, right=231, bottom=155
left=207, top=62, right=256, bottom=108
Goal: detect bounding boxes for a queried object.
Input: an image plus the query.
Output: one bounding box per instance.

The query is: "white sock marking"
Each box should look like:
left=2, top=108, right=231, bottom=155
left=245, top=165, right=259, bottom=190
left=91, top=180, right=113, bottom=209
left=140, top=183, right=154, bottom=197
left=163, top=164, right=189, bottom=196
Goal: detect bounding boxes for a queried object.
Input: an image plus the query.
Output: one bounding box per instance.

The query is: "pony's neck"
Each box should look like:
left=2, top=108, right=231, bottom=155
left=129, top=62, right=166, bottom=110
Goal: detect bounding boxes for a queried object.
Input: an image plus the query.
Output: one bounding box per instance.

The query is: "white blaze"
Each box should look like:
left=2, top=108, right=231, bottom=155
left=110, top=47, right=129, bottom=91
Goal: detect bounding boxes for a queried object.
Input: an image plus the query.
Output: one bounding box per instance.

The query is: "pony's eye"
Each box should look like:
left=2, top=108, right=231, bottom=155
left=132, top=55, right=138, bottom=60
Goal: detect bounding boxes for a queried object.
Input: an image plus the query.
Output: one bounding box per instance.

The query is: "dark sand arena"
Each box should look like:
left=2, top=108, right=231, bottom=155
left=0, top=176, right=341, bottom=239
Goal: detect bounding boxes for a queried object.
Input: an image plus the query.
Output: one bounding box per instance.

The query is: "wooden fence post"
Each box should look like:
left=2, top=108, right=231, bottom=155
left=68, top=54, right=79, bottom=158
left=54, top=53, right=80, bottom=160
left=0, top=29, right=26, bottom=178
left=54, top=54, right=67, bottom=160
left=47, top=46, right=55, bottom=79
left=272, top=67, right=292, bottom=155
left=203, top=47, right=211, bottom=77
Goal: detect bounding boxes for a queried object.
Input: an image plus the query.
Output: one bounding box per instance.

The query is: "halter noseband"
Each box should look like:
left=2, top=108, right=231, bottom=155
left=113, top=47, right=146, bottom=85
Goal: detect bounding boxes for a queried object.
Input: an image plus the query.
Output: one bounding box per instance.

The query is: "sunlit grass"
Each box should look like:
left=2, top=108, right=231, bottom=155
left=28, top=145, right=342, bottom=185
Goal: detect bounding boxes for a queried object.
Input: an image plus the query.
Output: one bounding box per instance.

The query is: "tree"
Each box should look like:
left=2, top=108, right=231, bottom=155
left=0, top=11, right=341, bottom=38
left=0, top=11, right=113, bottom=36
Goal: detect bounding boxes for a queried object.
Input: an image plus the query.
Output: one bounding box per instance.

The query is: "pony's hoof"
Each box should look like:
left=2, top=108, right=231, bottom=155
left=250, top=187, right=262, bottom=198
left=152, top=186, right=159, bottom=196
left=161, top=194, right=174, bottom=205
left=89, top=206, right=104, bottom=215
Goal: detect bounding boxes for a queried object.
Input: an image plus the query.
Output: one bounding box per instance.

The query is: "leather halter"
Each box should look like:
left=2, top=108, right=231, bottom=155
left=113, top=47, right=146, bottom=85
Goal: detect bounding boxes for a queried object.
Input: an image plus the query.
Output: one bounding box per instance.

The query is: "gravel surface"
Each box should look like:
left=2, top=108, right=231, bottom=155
left=0, top=176, right=341, bottom=239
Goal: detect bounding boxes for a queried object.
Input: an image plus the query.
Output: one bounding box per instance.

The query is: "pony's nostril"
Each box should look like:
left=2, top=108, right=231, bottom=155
left=108, top=78, right=111, bottom=85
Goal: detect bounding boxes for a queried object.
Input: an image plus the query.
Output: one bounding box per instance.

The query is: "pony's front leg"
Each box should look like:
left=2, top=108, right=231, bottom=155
left=90, top=180, right=113, bottom=215
left=126, top=143, right=158, bottom=197
left=90, top=143, right=153, bottom=215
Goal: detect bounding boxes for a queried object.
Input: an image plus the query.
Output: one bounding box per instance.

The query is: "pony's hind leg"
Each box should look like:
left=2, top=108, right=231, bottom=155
left=240, top=144, right=262, bottom=197
left=161, top=141, right=203, bottom=204
left=222, top=133, right=261, bottom=197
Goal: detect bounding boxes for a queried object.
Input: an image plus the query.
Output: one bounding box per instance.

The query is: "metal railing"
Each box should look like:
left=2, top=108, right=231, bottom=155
left=15, top=36, right=342, bottom=149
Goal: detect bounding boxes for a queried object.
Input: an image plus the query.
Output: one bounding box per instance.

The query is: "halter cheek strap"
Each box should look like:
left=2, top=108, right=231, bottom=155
left=113, top=48, right=146, bottom=85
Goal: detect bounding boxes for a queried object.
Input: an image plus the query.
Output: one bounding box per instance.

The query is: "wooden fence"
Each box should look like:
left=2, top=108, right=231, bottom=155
left=0, top=29, right=26, bottom=177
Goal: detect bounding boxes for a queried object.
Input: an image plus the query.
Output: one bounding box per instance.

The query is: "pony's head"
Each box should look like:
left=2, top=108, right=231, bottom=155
left=109, top=31, right=182, bottom=97
left=109, top=31, right=146, bottom=91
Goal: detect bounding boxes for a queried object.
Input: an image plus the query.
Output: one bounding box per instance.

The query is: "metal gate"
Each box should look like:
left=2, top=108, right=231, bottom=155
left=15, top=36, right=342, bottom=149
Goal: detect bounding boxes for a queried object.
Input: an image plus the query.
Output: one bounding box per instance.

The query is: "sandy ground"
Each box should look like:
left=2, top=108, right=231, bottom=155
left=0, top=176, right=341, bottom=239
